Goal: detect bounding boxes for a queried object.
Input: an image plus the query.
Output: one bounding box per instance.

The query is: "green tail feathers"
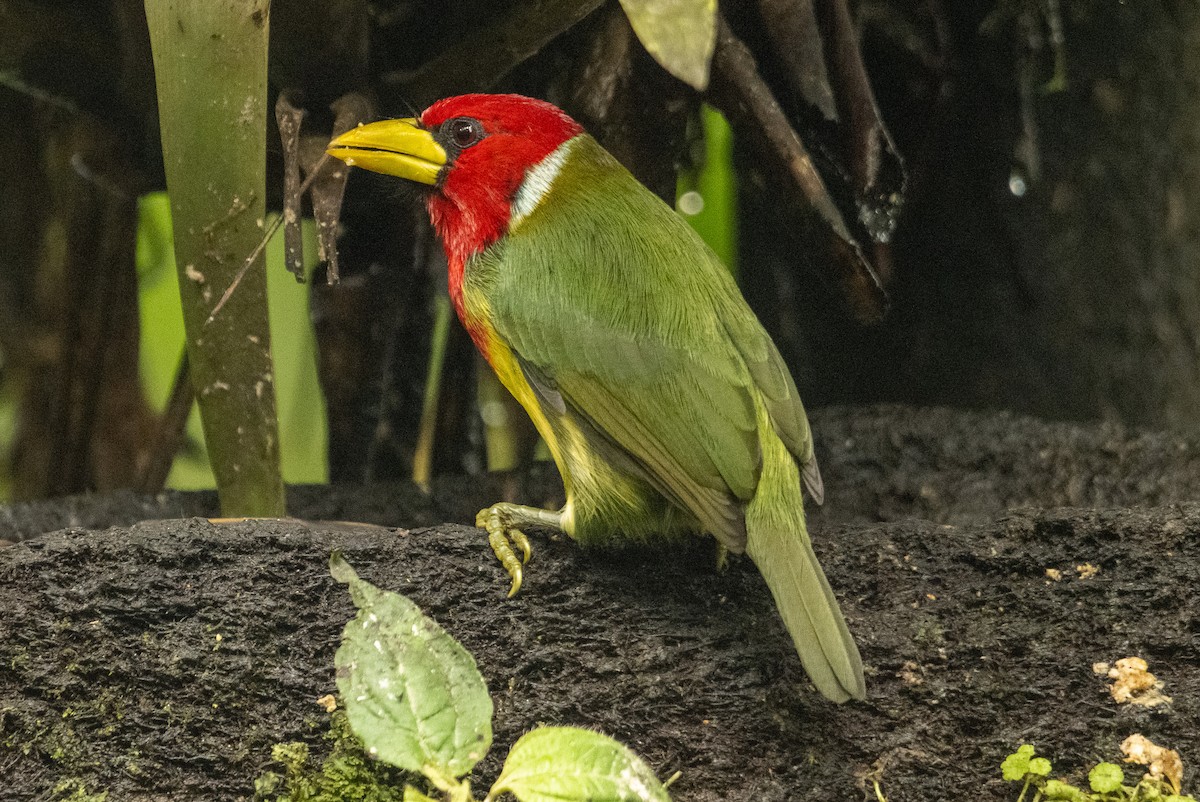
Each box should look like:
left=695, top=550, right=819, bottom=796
left=746, top=513, right=865, bottom=702
left=745, top=438, right=865, bottom=703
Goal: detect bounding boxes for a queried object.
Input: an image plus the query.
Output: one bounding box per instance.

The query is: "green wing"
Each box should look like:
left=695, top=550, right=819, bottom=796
left=478, top=136, right=820, bottom=547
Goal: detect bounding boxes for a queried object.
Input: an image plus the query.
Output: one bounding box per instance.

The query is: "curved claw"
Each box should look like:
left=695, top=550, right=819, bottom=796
left=477, top=506, right=530, bottom=597
left=510, top=529, right=532, bottom=564
left=475, top=503, right=564, bottom=597
left=487, top=525, right=525, bottom=597
left=715, top=543, right=730, bottom=573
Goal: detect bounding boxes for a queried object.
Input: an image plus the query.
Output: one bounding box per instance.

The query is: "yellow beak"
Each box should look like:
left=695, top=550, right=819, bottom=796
left=326, top=118, right=447, bottom=185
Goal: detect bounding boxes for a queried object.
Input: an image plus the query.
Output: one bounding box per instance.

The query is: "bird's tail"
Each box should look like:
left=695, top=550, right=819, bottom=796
left=745, top=429, right=865, bottom=702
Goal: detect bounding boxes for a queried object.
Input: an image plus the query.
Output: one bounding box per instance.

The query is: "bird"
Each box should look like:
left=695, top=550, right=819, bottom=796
left=327, top=93, right=865, bottom=702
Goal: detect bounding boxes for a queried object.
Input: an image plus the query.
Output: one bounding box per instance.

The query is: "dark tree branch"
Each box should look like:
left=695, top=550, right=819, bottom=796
left=381, top=0, right=608, bottom=109
left=819, top=0, right=905, bottom=243
left=276, top=91, right=308, bottom=282
left=706, top=14, right=888, bottom=323
left=304, top=92, right=373, bottom=285
left=560, top=3, right=697, bottom=203
left=757, top=0, right=838, bottom=121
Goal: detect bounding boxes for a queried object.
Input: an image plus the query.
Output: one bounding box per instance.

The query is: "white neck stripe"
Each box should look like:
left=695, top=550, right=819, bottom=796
left=511, top=138, right=574, bottom=228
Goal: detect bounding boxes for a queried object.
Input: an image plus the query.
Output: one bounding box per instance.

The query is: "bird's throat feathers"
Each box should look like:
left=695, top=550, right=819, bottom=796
left=416, top=94, right=583, bottom=357
left=433, top=139, right=577, bottom=354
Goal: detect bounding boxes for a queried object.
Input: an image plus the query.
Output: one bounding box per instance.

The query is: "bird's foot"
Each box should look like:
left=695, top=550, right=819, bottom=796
left=715, top=542, right=730, bottom=573
left=475, top=504, right=565, bottom=598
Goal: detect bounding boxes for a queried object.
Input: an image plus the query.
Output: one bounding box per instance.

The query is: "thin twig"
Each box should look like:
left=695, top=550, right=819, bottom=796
left=0, top=70, right=83, bottom=115
left=205, top=157, right=328, bottom=325
left=821, top=0, right=905, bottom=234
left=137, top=350, right=194, bottom=493
left=708, top=16, right=849, bottom=240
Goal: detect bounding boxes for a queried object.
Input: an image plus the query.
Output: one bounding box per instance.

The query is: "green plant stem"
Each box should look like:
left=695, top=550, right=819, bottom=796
left=144, top=0, right=284, bottom=516
left=412, top=294, right=452, bottom=492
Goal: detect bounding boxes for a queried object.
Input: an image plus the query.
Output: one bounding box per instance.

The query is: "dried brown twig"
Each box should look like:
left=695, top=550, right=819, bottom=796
left=208, top=93, right=371, bottom=323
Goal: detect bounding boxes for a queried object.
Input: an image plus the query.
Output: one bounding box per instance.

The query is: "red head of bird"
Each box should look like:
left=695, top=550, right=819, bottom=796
left=328, top=94, right=583, bottom=279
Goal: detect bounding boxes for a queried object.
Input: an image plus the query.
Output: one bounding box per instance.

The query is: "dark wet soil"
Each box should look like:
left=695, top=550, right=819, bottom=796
left=2, top=405, right=1199, bottom=801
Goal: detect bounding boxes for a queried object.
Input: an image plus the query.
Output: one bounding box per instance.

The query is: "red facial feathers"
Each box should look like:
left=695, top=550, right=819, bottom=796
left=420, top=95, right=583, bottom=325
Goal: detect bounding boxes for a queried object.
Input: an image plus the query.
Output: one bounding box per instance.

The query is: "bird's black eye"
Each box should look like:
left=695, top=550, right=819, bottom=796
left=446, top=117, right=484, bottom=149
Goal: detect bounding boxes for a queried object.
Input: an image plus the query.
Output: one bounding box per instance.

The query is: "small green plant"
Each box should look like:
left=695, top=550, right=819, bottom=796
left=255, top=711, right=411, bottom=801
left=1001, top=744, right=1195, bottom=802
left=262, top=553, right=675, bottom=802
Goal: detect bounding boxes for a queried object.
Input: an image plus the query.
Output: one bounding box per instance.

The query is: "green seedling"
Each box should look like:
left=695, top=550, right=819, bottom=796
left=1001, top=743, right=1195, bottom=802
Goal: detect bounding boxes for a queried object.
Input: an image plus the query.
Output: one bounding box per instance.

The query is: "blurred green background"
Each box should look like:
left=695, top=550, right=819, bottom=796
left=134, top=193, right=328, bottom=489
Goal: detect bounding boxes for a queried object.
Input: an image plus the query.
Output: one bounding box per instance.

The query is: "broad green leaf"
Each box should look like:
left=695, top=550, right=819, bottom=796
left=404, top=784, right=473, bottom=802
left=1087, top=762, right=1124, bottom=794
left=1028, top=757, right=1052, bottom=777
left=617, top=0, right=716, bottom=90
left=1000, top=745, right=1036, bottom=782
left=489, top=726, right=671, bottom=802
left=332, top=554, right=493, bottom=782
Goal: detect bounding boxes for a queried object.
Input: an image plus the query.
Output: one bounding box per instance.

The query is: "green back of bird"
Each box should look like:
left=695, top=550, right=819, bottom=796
left=466, top=135, right=822, bottom=546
